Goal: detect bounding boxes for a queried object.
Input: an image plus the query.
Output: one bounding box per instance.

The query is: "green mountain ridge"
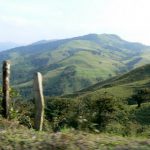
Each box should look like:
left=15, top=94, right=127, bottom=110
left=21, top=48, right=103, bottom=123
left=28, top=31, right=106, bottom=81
left=0, top=33, right=150, bottom=96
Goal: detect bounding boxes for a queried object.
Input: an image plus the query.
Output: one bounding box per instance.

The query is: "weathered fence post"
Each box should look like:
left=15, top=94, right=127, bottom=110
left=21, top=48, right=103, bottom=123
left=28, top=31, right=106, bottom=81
left=33, top=72, right=45, bottom=131
left=2, top=60, right=11, bottom=119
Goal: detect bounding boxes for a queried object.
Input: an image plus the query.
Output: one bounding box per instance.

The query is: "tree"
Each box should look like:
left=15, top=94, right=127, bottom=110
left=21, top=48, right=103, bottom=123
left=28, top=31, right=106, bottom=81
left=131, top=89, right=150, bottom=107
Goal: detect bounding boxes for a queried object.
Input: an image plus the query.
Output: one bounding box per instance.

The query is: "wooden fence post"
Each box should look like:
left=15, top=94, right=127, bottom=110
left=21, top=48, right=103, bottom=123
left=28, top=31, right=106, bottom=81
left=33, top=72, right=45, bottom=131
left=2, top=60, right=11, bottom=119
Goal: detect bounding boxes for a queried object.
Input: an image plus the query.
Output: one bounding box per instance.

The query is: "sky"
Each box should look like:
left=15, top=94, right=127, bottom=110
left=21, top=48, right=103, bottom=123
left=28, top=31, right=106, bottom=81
left=0, top=0, right=150, bottom=45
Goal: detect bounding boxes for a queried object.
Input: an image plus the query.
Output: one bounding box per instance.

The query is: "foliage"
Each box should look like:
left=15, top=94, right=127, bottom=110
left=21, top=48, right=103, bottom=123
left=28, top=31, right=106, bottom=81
left=9, top=99, right=34, bottom=128
left=45, top=93, right=126, bottom=132
left=130, top=88, right=150, bottom=107
left=0, top=87, right=34, bottom=128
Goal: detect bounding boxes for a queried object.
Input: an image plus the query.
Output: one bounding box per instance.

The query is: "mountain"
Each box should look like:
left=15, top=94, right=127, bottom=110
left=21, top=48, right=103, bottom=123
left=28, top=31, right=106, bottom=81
left=0, top=34, right=150, bottom=96
left=0, top=42, right=19, bottom=52
left=31, top=39, right=58, bottom=46
left=76, top=64, right=150, bottom=100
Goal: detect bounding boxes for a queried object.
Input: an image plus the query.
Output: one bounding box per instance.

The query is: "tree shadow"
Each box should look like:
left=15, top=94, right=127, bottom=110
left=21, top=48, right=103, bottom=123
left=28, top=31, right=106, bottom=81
left=134, top=105, right=150, bottom=125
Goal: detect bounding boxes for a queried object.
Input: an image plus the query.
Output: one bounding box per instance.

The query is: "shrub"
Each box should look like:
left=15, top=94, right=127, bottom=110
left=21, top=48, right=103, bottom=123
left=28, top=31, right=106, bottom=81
left=45, top=92, right=126, bottom=132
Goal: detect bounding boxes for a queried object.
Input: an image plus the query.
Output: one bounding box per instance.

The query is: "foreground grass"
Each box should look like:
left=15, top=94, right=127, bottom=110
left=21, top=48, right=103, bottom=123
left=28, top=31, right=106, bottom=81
left=0, top=119, right=150, bottom=150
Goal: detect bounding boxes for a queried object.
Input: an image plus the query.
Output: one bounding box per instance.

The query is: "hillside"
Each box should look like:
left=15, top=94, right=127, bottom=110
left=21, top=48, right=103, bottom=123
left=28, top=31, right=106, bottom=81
left=0, top=34, right=150, bottom=96
left=76, top=64, right=150, bottom=100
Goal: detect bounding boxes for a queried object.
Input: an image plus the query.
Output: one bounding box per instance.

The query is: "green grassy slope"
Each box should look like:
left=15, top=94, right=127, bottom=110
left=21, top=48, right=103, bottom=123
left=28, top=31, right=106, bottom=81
left=0, top=34, right=150, bottom=96
left=76, top=64, right=150, bottom=99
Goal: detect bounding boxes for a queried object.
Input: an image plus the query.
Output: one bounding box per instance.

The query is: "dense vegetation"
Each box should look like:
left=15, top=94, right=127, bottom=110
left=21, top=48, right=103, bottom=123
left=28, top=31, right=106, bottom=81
left=0, top=34, right=150, bottom=96
left=0, top=84, right=150, bottom=136
left=0, top=85, right=150, bottom=149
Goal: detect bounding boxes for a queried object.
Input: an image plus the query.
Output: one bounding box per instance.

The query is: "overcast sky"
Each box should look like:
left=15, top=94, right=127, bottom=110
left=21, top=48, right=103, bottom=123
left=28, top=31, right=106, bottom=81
left=0, top=0, right=150, bottom=44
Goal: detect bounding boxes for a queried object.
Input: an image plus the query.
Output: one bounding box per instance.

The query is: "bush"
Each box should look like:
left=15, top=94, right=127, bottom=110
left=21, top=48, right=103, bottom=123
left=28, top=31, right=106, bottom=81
left=45, top=97, right=78, bottom=131
left=45, top=92, right=126, bottom=132
left=0, top=87, right=34, bottom=128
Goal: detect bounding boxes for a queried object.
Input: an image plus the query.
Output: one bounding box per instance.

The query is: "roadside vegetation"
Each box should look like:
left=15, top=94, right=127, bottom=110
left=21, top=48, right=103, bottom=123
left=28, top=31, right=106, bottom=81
left=0, top=85, right=150, bottom=149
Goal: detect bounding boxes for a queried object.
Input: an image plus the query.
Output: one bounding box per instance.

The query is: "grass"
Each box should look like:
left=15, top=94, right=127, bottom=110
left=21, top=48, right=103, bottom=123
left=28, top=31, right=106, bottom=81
left=130, top=103, right=150, bottom=126
left=0, top=131, right=149, bottom=149
left=75, top=64, right=150, bottom=101
left=0, top=118, right=150, bottom=150
left=95, top=85, right=134, bottom=98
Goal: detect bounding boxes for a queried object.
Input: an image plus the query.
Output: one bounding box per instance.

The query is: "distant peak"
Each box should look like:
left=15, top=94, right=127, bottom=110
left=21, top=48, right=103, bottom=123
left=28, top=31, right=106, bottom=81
left=99, top=33, right=121, bottom=39
left=76, top=33, right=122, bottom=41
left=85, top=33, right=98, bottom=36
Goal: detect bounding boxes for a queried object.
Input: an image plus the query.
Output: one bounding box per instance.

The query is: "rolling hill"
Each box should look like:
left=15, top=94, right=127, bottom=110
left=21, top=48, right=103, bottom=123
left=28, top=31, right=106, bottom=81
left=0, top=34, right=150, bottom=96
left=76, top=64, right=150, bottom=100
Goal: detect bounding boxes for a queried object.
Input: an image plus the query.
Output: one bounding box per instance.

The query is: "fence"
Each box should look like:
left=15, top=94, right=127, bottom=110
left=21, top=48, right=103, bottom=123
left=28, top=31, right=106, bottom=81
left=1, top=60, right=44, bottom=131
